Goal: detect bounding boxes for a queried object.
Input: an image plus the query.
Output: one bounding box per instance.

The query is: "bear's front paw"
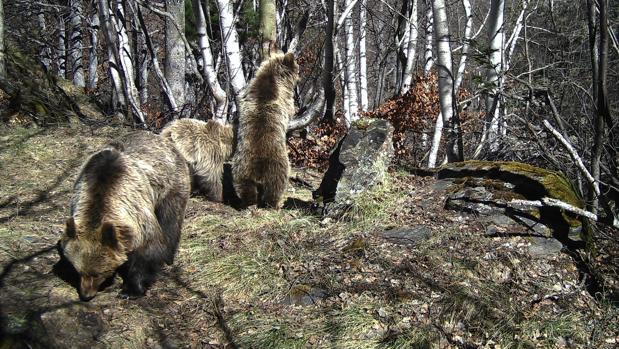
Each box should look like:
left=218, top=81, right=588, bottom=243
left=120, top=283, right=146, bottom=299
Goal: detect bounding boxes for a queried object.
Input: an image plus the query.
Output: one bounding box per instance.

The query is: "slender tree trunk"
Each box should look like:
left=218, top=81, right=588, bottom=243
left=133, top=3, right=178, bottom=112
left=427, top=0, right=456, bottom=167
left=216, top=0, right=246, bottom=107
left=57, top=11, right=67, bottom=78
left=194, top=0, right=227, bottom=122
left=423, top=0, right=433, bottom=76
left=135, top=13, right=148, bottom=105
left=259, top=0, right=277, bottom=59
left=98, top=0, right=145, bottom=124
left=483, top=0, right=505, bottom=154
left=586, top=0, right=598, bottom=102
left=323, top=0, right=336, bottom=120
left=591, top=0, right=610, bottom=215
left=88, top=4, right=99, bottom=89
left=401, top=0, right=419, bottom=94
left=38, top=10, right=52, bottom=72
left=69, top=0, right=85, bottom=87
left=453, top=0, right=471, bottom=93
left=165, top=0, right=185, bottom=115
left=358, top=0, right=368, bottom=110
left=343, top=0, right=358, bottom=124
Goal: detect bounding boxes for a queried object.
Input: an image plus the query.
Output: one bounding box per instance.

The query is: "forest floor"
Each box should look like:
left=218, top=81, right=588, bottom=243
left=0, top=124, right=618, bottom=349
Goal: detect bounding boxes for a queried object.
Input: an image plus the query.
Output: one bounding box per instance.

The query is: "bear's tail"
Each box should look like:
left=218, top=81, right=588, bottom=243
left=82, top=147, right=126, bottom=187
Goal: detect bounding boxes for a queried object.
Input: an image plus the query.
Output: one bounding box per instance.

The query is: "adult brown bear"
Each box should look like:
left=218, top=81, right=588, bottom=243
left=59, top=131, right=190, bottom=300
left=232, top=52, right=299, bottom=208
left=161, top=119, right=234, bottom=202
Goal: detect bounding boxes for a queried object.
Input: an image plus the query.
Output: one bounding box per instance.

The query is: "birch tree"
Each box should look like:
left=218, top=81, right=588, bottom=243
left=97, top=0, right=144, bottom=123
left=259, top=0, right=277, bottom=59
left=194, top=0, right=227, bottom=122
left=358, top=0, right=368, bottom=110
left=343, top=0, right=359, bottom=125
left=37, top=9, right=52, bottom=72
left=57, top=11, right=66, bottom=78
left=427, top=0, right=457, bottom=167
left=69, top=0, right=85, bottom=87
left=423, top=0, right=434, bottom=76
left=482, top=0, right=505, bottom=154
left=216, top=0, right=246, bottom=106
left=453, top=0, right=471, bottom=93
left=401, top=0, right=419, bottom=94
left=165, top=0, right=185, bottom=114
left=87, top=6, right=99, bottom=89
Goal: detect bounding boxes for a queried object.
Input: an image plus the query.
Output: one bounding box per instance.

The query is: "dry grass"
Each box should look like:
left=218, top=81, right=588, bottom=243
left=0, top=125, right=617, bottom=348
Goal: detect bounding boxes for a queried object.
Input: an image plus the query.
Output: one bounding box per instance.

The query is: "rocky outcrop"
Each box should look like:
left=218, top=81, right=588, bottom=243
left=314, top=118, right=394, bottom=217
left=437, top=161, right=585, bottom=244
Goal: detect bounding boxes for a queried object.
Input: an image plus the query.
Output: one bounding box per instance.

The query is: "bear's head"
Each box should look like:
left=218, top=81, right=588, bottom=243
left=60, top=218, right=131, bottom=301
left=276, top=52, right=300, bottom=85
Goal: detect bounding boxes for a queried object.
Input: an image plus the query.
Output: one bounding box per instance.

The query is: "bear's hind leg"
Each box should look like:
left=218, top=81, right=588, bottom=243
left=260, top=173, right=287, bottom=209
left=235, top=179, right=258, bottom=208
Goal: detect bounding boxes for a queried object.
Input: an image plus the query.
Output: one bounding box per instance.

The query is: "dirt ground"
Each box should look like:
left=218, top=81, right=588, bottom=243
left=0, top=125, right=617, bottom=348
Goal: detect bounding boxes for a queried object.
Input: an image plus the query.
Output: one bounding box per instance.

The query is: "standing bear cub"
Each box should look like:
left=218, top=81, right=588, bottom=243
left=233, top=52, right=299, bottom=208
left=59, top=132, right=190, bottom=301
left=161, top=119, right=234, bottom=202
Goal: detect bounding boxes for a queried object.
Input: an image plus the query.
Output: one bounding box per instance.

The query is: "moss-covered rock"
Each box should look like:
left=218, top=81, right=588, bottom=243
left=439, top=161, right=587, bottom=243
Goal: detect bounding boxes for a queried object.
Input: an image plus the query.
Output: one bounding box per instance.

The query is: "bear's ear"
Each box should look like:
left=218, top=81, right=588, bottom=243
left=282, top=53, right=296, bottom=69
left=100, top=222, right=118, bottom=248
left=65, top=218, right=77, bottom=239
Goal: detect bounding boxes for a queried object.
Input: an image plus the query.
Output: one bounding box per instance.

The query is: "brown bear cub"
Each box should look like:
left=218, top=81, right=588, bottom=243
left=161, top=119, right=234, bottom=202
left=232, top=52, right=299, bottom=208
left=59, top=131, right=190, bottom=301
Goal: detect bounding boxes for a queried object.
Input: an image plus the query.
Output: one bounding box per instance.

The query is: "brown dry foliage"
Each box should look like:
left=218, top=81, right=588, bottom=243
left=287, top=117, right=347, bottom=169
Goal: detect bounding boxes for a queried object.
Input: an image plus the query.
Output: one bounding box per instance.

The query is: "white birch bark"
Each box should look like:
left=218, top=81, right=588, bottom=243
left=423, top=0, right=434, bottom=76
left=401, top=0, right=419, bottom=94
left=38, top=11, right=52, bottom=71
left=359, top=0, right=368, bottom=110
left=136, top=18, right=148, bottom=105
left=216, top=0, right=246, bottom=100
left=453, top=0, right=471, bottom=93
left=194, top=0, right=227, bottom=122
left=69, top=0, right=85, bottom=87
left=98, top=0, right=145, bottom=123
left=334, top=36, right=350, bottom=124
left=165, top=0, right=185, bottom=113
left=505, top=1, right=527, bottom=72
left=343, top=0, right=358, bottom=123
left=87, top=6, right=99, bottom=89
left=132, top=2, right=178, bottom=112
left=484, top=0, right=505, bottom=153
left=427, top=0, right=454, bottom=168
left=112, top=0, right=143, bottom=121
left=57, top=12, right=67, bottom=78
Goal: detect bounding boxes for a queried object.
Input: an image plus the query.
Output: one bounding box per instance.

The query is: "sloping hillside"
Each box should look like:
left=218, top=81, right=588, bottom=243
left=0, top=125, right=617, bottom=348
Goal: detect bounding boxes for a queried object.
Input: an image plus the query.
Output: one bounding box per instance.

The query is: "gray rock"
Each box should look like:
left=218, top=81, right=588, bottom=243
left=314, top=119, right=394, bottom=217
left=432, top=179, right=454, bottom=192
left=381, top=225, right=432, bottom=245
left=528, top=237, right=563, bottom=258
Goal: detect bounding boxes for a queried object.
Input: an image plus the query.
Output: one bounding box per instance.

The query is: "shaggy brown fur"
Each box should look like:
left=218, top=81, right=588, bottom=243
left=161, top=119, right=234, bottom=202
left=59, top=131, right=190, bottom=301
left=232, top=52, right=299, bottom=208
